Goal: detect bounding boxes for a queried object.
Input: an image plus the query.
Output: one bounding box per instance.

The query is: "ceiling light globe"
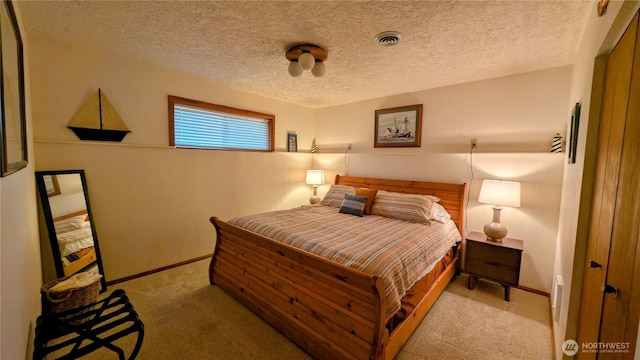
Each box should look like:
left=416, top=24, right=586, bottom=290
left=311, top=61, right=326, bottom=77
left=288, top=61, right=303, bottom=77
left=299, top=52, right=315, bottom=71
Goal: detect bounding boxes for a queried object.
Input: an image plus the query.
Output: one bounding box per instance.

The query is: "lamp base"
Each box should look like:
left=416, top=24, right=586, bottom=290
left=309, top=195, right=321, bottom=205
left=483, top=222, right=508, bottom=241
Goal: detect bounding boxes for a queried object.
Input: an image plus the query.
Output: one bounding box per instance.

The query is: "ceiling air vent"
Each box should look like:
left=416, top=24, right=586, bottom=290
left=375, top=31, right=402, bottom=47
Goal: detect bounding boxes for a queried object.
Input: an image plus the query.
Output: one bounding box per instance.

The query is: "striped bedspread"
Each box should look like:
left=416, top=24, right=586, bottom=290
left=229, top=205, right=462, bottom=320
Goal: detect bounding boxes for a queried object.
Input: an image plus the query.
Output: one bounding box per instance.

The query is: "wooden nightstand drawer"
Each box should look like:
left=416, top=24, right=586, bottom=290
left=466, top=257, right=518, bottom=285
left=466, top=241, right=520, bottom=268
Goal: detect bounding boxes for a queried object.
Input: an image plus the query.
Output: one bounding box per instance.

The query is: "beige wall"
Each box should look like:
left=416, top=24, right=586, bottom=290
left=314, top=66, right=572, bottom=154
left=29, top=38, right=316, bottom=281
left=313, top=67, right=573, bottom=293
left=30, top=39, right=316, bottom=151
left=0, top=3, right=41, bottom=359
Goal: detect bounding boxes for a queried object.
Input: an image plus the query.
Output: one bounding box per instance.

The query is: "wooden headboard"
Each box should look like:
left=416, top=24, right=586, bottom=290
left=335, top=175, right=468, bottom=234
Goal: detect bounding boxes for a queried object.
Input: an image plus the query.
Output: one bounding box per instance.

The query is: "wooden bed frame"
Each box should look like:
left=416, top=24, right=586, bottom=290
left=209, top=175, right=467, bottom=359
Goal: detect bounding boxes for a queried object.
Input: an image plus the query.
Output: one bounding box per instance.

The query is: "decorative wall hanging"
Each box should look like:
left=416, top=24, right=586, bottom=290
left=568, top=102, right=581, bottom=164
left=287, top=132, right=298, bottom=152
left=310, top=138, right=317, bottom=153
left=0, top=0, right=27, bottom=177
left=551, top=133, right=563, bottom=153
left=374, top=104, right=422, bottom=148
left=68, top=88, right=131, bottom=142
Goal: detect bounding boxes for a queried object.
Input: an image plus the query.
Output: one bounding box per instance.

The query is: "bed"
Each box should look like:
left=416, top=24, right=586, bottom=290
left=209, top=175, right=467, bottom=359
left=53, top=210, right=98, bottom=277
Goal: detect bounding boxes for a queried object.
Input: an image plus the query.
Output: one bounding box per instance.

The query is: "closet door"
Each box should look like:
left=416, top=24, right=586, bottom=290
left=598, top=10, right=640, bottom=352
left=576, top=12, right=638, bottom=358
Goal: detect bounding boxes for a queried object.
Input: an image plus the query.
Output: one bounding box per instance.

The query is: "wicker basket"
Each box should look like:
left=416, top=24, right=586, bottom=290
left=41, top=276, right=101, bottom=325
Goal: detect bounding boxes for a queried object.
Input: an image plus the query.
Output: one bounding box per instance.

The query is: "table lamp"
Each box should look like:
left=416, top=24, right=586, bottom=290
left=478, top=179, right=521, bottom=241
left=305, top=170, right=325, bottom=204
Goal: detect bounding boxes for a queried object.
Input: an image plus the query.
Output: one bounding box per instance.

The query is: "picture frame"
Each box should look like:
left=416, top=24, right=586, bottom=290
left=43, top=175, right=61, bottom=197
left=0, top=0, right=27, bottom=177
left=374, top=104, right=422, bottom=148
left=287, top=132, right=298, bottom=152
left=568, top=102, right=581, bottom=164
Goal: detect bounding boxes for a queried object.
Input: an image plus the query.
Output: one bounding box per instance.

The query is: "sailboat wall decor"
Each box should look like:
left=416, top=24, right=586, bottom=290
left=67, top=88, right=131, bottom=142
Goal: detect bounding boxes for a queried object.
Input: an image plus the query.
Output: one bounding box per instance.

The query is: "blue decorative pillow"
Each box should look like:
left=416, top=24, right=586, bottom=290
left=339, top=195, right=368, bottom=217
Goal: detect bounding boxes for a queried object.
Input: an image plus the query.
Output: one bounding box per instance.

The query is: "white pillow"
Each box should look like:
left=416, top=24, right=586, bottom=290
left=54, top=214, right=88, bottom=234
left=429, top=203, right=452, bottom=223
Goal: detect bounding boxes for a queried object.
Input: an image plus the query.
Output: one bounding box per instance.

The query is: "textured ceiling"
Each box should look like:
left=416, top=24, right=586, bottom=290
left=20, top=1, right=590, bottom=109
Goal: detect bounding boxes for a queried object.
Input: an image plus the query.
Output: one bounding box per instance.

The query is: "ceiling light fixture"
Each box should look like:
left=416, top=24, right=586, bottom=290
left=375, top=31, right=402, bottom=47
left=286, top=44, right=328, bottom=78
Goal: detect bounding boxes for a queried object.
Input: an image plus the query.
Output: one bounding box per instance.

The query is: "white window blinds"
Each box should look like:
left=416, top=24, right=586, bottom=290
left=172, top=103, right=272, bottom=151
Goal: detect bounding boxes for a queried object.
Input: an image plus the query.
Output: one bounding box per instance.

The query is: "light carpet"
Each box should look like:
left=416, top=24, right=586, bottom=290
left=73, top=259, right=552, bottom=359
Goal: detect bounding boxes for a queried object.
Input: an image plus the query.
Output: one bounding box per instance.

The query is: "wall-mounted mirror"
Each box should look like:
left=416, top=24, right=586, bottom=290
left=35, top=170, right=106, bottom=292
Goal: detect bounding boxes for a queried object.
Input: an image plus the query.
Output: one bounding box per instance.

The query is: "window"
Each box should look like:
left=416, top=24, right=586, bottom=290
left=169, top=96, right=275, bottom=152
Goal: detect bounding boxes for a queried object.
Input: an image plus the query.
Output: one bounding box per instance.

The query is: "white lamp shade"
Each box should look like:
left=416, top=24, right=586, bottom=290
left=288, top=61, right=303, bottom=77
left=305, top=170, right=325, bottom=185
left=311, top=61, right=326, bottom=77
left=299, top=52, right=315, bottom=70
left=478, top=179, right=521, bottom=208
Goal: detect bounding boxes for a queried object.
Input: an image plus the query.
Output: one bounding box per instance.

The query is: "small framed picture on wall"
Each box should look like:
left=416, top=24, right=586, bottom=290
left=374, top=104, right=422, bottom=148
left=568, top=102, right=581, bottom=164
left=288, top=132, right=298, bottom=152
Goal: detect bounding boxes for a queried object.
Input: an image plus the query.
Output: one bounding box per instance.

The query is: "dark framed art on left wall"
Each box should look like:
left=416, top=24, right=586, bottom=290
left=0, top=0, right=27, bottom=177
left=567, top=102, right=581, bottom=164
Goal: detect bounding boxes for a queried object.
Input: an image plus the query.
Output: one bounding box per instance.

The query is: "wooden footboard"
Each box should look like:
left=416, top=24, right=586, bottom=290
left=210, top=217, right=460, bottom=360
left=62, top=247, right=97, bottom=276
left=210, top=217, right=388, bottom=359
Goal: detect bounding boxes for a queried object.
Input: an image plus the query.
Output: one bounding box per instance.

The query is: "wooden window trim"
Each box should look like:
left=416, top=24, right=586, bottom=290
left=168, top=95, right=275, bottom=152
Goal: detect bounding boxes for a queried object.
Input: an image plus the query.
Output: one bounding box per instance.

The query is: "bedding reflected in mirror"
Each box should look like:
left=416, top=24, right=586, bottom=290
left=36, top=170, right=106, bottom=292
left=50, top=188, right=96, bottom=276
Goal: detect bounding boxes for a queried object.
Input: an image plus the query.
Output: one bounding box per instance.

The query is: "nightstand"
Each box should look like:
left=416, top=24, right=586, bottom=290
left=465, top=231, right=523, bottom=301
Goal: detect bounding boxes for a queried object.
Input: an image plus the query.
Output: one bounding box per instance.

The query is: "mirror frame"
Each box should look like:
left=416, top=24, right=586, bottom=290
left=35, top=169, right=107, bottom=292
